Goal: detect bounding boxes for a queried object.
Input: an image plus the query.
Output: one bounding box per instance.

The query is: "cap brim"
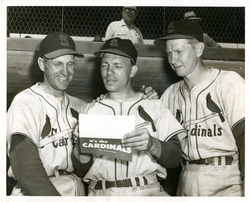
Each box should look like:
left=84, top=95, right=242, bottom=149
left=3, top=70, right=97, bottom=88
left=186, top=17, right=202, bottom=21
left=94, top=49, right=135, bottom=64
left=44, top=49, right=84, bottom=59
left=154, top=35, right=194, bottom=46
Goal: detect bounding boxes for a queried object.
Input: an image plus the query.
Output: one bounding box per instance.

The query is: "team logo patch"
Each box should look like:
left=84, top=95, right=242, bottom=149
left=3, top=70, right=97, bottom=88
left=206, top=93, right=225, bottom=122
left=59, top=34, right=70, bottom=46
left=109, top=38, right=118, bottom=47
left=167, top=22, right=176, bottom=34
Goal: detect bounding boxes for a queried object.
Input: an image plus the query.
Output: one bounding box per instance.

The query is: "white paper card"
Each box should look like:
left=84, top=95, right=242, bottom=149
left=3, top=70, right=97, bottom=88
left=79, top=114, right=135, bottom=139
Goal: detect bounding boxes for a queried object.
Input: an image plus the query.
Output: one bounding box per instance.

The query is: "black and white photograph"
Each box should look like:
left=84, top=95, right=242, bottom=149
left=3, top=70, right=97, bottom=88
left=1, top=0, right=248, bottom=202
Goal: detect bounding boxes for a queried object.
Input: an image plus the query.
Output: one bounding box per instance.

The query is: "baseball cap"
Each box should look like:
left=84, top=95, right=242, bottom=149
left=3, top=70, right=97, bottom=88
left=40, top=32, right=84, bottom=59
left=94, top=38, right=137, bottom=65
left=154, top=19, right=204, bottom=46
left=184, top=11, right=202, bottom=21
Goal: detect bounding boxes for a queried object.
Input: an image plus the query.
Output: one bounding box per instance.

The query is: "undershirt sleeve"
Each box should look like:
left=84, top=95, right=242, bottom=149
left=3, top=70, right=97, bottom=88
left=232, top=119, right=245, bottom=180
left=157, top=135, right=182, bottom=168
left=9, top=134, right=60, bottom=196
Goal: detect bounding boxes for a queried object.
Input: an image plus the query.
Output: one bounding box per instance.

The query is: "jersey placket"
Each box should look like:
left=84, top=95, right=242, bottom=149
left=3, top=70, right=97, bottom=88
left=182, top=87, right=200, bottom=160
left=55, top=97, right=72, bottom=171
left=115, top=102, right=129, bottom=180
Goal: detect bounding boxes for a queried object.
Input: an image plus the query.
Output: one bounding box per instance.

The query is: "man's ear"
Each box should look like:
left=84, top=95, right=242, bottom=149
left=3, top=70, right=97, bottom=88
left=130, top=65, right=138, bottom=78
left=38, top=57, right=45, bottom=72
left=195, top=42, right=205, bottom=57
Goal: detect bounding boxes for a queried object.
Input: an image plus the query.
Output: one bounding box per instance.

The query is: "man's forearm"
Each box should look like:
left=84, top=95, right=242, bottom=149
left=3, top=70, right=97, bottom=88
left=155, top=135, right=182, bottom=168
left=233, top=119, right=245, bottom=180
left=10, top=135, right=60, bottom=196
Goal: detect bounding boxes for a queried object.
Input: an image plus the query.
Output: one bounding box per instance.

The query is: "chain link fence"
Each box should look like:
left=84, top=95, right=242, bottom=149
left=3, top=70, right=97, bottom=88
left=7, top=6, right=245, bottom=48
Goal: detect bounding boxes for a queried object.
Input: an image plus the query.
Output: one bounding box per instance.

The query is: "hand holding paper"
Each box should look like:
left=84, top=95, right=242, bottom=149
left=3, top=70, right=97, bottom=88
left=79, top=114, right=135, bottom=161
left=121, top=128, right=161, bottom=159
left=73, top=137, right=92, bottom=164
left=121, top=128, right=153, bottom=150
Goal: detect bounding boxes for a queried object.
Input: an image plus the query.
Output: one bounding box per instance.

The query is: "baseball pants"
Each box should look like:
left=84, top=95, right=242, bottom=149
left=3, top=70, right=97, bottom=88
left=177, top=155, right=243, bottom=196
left=87, top=174, right=170, bottom=196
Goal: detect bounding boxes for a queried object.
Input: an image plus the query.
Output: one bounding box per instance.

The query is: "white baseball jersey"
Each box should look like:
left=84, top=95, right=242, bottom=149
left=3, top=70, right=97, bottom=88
left=81, top=92, right=186, bottom=182
left=161, top=67, right=245, bottom=160
left=7, top=82, right=86, bottom=177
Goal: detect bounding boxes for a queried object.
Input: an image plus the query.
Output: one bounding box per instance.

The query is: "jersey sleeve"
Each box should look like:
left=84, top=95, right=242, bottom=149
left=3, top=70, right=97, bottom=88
left=221, top=73, right=245, bottom=180
left=222, top=72, right=245, bottom=128
left=154, top=100, right=186, bottom=142
left=7, top=98, right=42, bottom=152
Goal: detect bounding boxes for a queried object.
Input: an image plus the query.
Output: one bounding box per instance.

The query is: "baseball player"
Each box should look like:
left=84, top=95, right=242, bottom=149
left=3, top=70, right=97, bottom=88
left=154, top=19, right=244, bottom=196
left=72, top=38, right=186, bottom=196
left=7, top=32, right=86, bottom=196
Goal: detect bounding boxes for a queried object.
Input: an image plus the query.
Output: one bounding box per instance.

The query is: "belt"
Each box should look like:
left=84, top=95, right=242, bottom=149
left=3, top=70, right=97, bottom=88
left=51, top=170, right=73, bottom=177
left=95, top=176, right=148, bottom=190
left=182, top=156, right=233, bottom=166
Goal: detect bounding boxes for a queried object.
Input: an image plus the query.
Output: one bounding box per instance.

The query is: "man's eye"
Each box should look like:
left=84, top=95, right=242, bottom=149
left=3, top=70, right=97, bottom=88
left=53, top=63, right=62, bottom=67
left=101, top=64, right=108, bottom=68
left=68, top=62, right=75, bottom=67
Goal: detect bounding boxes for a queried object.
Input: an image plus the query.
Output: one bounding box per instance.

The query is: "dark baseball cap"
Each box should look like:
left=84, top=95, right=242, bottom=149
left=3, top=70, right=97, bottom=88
left=40, top=32, right=84, bottom=59
left=94, top=38, right=137, bottom=65
left=154, top=19, right=204, bottom=46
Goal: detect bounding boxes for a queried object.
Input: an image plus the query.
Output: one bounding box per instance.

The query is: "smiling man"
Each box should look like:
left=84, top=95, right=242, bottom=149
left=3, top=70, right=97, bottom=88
left=105, top=6, right=144, bottom=44
left=7, top=32, right=86, bottom=196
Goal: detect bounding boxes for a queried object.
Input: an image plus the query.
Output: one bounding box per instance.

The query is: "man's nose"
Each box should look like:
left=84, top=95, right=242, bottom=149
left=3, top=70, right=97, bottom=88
left=169, top=52, right=177, bottom=64
left=60, top=64, right=69, bottom=76
left=107, top=65, right=114, bottom=75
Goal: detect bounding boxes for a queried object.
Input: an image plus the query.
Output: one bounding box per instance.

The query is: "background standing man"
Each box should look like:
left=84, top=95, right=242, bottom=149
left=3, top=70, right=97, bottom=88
left=105, top=6, right=144, bottom=44
left=72, top=38, right=186, bottom=196
left=7, top=32, right=86, bottom=196
left=154, top=19, right=244, bottom=196
left=184, top=11, right=222, bottom=48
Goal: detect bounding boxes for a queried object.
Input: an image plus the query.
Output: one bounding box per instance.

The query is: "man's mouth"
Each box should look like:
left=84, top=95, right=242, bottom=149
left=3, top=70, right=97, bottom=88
left=58, top=77, right=68, bottom=81
left=173, top=65, right=182, bottom=69
left=106, top=79, right=115, bottom=83
left=106, top=78, right=116, bottom=83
